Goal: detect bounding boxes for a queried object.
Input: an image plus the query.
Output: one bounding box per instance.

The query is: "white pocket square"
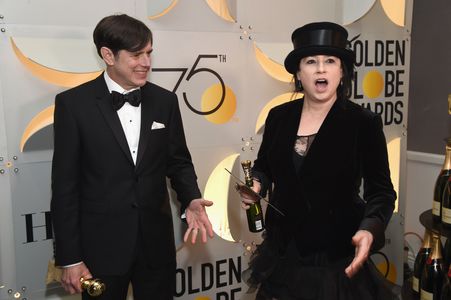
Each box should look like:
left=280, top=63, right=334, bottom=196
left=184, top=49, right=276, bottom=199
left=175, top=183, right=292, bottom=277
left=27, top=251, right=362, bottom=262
left=151, top=121, right=165, bottom=130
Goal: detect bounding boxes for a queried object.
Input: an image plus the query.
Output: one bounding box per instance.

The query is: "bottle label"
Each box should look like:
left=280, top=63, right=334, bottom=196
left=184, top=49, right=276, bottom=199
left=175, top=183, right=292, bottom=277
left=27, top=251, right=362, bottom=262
left=420, top=289, right=433, bottom=300
left=443, top=207, right=451, bottom=224
left=433, top=200, right=441, bottom=216
left=255, top=220, right=263, bottom=230
left=412, top=276, right=419, bottom=292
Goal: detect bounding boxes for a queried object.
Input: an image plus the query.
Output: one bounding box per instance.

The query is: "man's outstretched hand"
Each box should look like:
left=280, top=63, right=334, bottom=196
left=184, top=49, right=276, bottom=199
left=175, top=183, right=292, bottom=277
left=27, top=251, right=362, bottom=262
left=184, top=198, right=214, bottom=244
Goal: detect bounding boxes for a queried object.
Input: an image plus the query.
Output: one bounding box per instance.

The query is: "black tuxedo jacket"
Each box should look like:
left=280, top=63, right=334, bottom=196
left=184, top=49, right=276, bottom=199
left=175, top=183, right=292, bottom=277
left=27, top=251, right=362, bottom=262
left=253, top=97, right=396, bottom=257
left=51, top=74, right=200, bottom=275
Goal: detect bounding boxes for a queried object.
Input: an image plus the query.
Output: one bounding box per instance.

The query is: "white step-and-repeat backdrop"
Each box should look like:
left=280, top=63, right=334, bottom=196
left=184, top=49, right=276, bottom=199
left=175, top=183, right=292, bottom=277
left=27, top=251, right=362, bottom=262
left=0, top=0, right=412, bottom=299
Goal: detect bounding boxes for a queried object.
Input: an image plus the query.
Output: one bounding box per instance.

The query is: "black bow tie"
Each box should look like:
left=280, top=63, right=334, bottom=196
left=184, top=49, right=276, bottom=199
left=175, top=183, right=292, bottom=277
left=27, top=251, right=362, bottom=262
left=111, top=89, right=141, bottom=110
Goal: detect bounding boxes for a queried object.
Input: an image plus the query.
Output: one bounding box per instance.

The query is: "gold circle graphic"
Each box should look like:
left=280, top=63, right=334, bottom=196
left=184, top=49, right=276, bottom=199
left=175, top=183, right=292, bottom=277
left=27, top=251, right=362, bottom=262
left=376, top=261, right=397, bottom=284
left=363, top=70, right=384, bottom=99
left=201, top=84, right=236, bottom=124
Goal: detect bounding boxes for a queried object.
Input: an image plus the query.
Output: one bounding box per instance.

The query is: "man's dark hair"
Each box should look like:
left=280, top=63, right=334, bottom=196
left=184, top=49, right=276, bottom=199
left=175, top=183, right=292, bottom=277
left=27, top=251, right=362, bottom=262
left=93, top=14, right=153, bottom=57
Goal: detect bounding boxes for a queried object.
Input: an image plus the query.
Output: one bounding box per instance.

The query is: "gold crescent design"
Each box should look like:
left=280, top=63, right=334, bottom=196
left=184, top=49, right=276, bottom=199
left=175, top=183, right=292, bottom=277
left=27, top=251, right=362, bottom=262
left=20, top=105, right=54, bottom=152
left=204, top=153, right=240, bottom=242
left=204, top=0, right=235, bottom=23
left=387, top=137, right=400, bottom=212
left=148, top=0, right=178, bottom=19
left=381, top=0, right=405, bottom=27
left=255, top=92, right=302, bottom=134
left=342, top=0, right=375, bottom=25
left=11, top=38, right=101, bottom=88
left=254, top=43, right=292, bottom=83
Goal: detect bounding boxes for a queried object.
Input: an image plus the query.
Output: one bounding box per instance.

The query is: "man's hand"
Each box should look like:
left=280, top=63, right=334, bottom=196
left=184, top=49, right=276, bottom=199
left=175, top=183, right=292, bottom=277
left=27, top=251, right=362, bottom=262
left=60, top=262, right=92, bottom=294
left=345, top=230, right=374, bottom=278
left=184, top=198, right=214, bottom=244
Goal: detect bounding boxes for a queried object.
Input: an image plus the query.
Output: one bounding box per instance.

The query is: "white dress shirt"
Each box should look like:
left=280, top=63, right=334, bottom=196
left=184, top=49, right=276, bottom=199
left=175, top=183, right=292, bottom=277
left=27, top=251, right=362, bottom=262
left=104, top=72, right=141, bottom=165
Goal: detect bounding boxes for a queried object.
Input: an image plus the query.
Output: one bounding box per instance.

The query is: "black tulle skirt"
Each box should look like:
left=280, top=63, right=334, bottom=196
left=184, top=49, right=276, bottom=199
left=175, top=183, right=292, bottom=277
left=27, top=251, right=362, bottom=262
left=242, top=239, right=401, bottom=300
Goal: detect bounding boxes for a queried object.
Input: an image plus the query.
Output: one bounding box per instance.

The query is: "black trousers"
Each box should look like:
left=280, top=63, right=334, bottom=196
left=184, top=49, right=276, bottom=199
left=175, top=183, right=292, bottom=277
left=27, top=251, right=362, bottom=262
left=82, top=232, right=176, bottom=300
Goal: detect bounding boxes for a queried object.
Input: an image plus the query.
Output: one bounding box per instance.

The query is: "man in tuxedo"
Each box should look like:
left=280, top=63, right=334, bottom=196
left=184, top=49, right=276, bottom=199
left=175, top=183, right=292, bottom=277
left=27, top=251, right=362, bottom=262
left=50, top=14, right=214, bottom=300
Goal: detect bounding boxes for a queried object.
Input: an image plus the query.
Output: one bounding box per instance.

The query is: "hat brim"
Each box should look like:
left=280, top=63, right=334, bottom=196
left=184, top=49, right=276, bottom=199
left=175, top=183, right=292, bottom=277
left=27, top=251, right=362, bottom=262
left=284, top=46, right=355, bottom=74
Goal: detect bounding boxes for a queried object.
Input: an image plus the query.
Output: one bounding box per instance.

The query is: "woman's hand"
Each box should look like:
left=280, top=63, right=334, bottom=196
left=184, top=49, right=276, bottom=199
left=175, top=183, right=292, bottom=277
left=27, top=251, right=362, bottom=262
left=345, top=230, right=374, bottom=278
left=240, top=180, right=261, bottom=209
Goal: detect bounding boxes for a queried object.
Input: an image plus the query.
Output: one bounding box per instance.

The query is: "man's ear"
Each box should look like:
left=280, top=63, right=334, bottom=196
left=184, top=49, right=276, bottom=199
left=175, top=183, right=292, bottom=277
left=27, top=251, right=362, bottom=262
left=100, top=47, right=115, bottom=66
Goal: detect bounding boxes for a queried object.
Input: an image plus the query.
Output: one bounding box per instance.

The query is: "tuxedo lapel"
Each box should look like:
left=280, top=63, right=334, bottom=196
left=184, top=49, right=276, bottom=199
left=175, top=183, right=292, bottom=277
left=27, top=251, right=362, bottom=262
left=135, top=83, right=155, bottom=169
left=301, top=98, right=348, bottom=173
left=94, top=77, right=134, bottom=165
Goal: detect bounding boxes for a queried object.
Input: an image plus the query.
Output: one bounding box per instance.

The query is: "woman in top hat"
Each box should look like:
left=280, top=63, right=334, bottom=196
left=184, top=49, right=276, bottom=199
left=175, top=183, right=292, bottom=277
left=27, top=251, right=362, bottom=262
left=241, top=22, right=397, bottom=299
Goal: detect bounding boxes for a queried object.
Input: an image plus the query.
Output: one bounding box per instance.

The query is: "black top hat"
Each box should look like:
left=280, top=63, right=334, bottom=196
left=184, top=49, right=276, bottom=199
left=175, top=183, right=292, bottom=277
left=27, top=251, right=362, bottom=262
left=284, top=22, right=355, bottom=74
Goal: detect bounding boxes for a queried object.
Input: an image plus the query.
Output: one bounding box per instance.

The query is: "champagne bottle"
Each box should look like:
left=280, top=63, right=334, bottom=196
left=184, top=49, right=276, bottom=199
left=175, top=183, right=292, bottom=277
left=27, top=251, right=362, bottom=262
left=441, top=177, right=451, bottom=228
left=433, top=138, right=451, bottom=223
left=241, top=160, right=264, bottom=232
left=441, top=265, right=451, bottom=300
left=420, top=233, right=445, bottom=300
left=413, top=230, right=433, bottom=295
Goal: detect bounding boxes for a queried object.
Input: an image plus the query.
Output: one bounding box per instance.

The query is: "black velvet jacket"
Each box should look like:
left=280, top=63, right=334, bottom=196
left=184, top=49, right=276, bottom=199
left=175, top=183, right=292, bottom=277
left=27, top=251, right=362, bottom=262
left=253, top=97, right=396, bottom=258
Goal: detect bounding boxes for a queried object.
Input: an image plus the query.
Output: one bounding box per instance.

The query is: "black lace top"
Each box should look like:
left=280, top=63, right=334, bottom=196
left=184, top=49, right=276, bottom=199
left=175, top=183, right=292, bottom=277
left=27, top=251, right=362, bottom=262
left=293, top=134, right=316, bottom=173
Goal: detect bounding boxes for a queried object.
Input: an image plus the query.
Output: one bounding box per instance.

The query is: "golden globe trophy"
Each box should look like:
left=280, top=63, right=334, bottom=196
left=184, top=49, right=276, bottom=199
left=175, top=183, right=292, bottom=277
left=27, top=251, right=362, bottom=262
left=224, top=168, right=285, bottom=218
left=80, top=277, right=106, bottom=297
left=46, top=259, right=106, bottom=297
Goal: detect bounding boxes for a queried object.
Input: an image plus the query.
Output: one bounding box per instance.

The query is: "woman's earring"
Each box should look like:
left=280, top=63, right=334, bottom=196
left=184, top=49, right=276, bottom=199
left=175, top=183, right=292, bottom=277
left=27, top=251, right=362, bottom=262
left=298, top=81, right=303, bottom=90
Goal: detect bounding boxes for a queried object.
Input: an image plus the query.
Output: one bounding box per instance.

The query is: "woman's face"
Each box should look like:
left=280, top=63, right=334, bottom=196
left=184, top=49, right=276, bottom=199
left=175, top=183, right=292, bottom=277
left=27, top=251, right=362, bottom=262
left=297, top=55, right=343, bottom=103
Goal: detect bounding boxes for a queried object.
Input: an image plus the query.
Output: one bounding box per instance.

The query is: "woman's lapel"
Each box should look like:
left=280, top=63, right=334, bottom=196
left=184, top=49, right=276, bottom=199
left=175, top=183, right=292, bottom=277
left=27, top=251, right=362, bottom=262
left=277, top=99, right=303, bottom=171
left=300, top=98, right=349, bottom=176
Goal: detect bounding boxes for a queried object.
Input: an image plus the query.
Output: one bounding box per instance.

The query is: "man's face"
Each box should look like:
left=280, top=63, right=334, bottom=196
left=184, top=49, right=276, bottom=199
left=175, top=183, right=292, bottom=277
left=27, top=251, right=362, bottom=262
left=107, top=41, right=152, bottom=90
